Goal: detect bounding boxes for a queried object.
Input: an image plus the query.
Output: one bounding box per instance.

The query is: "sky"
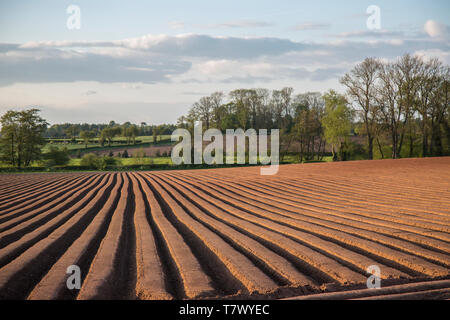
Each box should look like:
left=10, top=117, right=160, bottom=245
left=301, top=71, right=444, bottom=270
left=0, top=0, right=449, bottom=125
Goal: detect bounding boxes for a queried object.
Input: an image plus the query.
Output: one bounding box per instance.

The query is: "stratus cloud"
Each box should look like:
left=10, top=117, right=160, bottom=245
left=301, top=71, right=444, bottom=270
left=0, top=46, right=191, bottom=86
left=17, top=34, right=304, bottom=59
left=293, top=22, right=331, bottom=31
left=424, top=20, right=449, bottom=39
left=172, top=20, right=274, bottom=29
left=200, top=20, right=274, bottom=29
left=15, top=33, right=448, bottom=60
left=335, top=29, right=405, bottom=38
left=0, top=33, right=448, bottom=86
left=114, top=34, right=303, bottom=59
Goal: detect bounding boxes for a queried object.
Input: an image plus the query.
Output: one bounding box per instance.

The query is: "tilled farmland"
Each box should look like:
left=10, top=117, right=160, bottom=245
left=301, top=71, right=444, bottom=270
left=0, top=157, right=449, bottom=300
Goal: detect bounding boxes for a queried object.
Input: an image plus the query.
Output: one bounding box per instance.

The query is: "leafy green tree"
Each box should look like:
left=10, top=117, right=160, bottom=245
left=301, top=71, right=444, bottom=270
left=0, top=108, right=48, bottom=168
left=122, top=125, right=139, bottom=144
left=292, top=92, right=325, bottom=161
left=80, top=153, right=117, bottom=170
left=79, top=130, right=96, bottom=148
left=152, top=127, right=159, bottom=144
left=321, top=90, right=353, bottom=161
left=80, top=153, right=100, bottom=168
left=65, top=125, right=79, bottom=141
left=99, top=136, right=105, bottom=147
left=101, top=156, right=118, bottom=168
left=100, top=126, right=121, bottom=146
left=230, top=89, right=250, bottom=130
left=45, top=146, right=70, bottom=166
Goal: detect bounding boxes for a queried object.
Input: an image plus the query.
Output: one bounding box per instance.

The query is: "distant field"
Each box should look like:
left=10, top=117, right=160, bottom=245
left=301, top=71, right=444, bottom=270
left=68, top=157, right=172, bottom=166
left=42, top=135, right=172, bottom=153
left=0, top=157, right=449, bottom=300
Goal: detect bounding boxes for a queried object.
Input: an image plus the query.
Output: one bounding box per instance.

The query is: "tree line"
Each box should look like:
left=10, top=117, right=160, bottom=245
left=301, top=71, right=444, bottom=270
left=179, top=54, right=449, bottom=161
left=46, top=121, right=176, bottom=143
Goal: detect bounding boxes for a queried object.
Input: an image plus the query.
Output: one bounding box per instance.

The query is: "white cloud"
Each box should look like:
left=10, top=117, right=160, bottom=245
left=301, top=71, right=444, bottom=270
left=166, top=20, right=274, bottom=30
left=424, top=20, right=449, bottom=39
left=186, top=20, right=274, bottom=29
left=293, top=23, right=331, bottom=31
left=414, top=49, right=450, bottom=64
left=336, top=29, right=405, bottom=38
left=206, top=20, right=274, bottom=28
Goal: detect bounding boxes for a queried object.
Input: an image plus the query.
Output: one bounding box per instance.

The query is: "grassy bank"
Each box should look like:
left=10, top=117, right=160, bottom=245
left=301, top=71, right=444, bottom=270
left=0, top=154, right=334, bottom=173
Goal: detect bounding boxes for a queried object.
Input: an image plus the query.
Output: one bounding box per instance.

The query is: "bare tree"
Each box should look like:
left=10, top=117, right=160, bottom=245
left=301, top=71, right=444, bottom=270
left=192, top=96, right=214, bottom=130
left=341, top=58, right=381, bottom=159
left=210, top=91, right=224, bottom=128
left=377, top=61, right=403, bottom=158
left=255, top=88, right=272, bottom=129
left=395, top=54, right=423, bottom=157
left=415, top=58, right=444, bottom=156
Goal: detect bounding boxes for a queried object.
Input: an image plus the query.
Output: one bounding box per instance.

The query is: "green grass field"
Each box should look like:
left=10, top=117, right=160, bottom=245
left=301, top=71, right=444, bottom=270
left=0, top=154, right=333, bottom=172
left=281, top=154, right=333, bottom=163
left=42, top=135, right=172, bottom=153
left=68, top=157, right=172, bottom=166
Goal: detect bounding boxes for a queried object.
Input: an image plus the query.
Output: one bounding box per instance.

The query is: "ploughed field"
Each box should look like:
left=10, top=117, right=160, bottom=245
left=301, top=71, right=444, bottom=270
left=0, top=157, right=449, bottom=300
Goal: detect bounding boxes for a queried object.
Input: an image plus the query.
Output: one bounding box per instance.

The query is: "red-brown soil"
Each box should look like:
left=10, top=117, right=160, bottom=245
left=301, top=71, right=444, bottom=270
left=0, top=157, right=449, bottom=300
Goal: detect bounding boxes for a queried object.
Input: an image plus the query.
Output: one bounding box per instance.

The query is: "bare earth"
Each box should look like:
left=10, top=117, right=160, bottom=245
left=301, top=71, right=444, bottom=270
left=0, top=157, right=449, bottom=300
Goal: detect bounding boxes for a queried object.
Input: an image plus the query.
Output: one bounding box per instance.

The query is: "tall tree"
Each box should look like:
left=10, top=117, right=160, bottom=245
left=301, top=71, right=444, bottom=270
left=415, top=58, right=444, bottom=156
left=395, top=54, right=423, bottom=157
left=321, top=91, right=353, bottom=161
left=377, top=61, right=404, bottom=158
left=255, top=88, right=272, bottom=129
left=428, top=63, right=449, bottom=156
left=293, top=92, right=325, bottom=161
left=341, top=57, right=381, bottom=159
left=65, top=125, right=79, bottom=140
left=192, top=96, right=214, bottom=130
left=210, top=91, right=224, bottom=128
left=0, top=109, right=48, bottom=168
left=79, top=130, right=95, bottom=148
left=100, top=127, right=120, bottom=146
left=122, top=125, right=139, bottom=145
